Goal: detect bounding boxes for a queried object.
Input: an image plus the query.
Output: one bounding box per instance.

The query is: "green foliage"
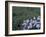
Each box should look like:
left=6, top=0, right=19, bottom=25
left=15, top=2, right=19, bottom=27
left=12, top=6, right=40, bottom=30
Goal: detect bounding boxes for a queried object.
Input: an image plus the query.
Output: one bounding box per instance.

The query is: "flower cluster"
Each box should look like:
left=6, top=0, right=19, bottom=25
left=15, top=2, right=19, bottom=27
left=21, top=16, right=41, bottom=30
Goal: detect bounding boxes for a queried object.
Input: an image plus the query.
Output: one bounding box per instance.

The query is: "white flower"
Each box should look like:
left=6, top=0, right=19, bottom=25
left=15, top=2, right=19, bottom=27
left=37, top=16, right=40, bottom=20
left=33, top=17, right=36, bottom=19
left=26, top=19, right=29, bottom=23
left=36, top=24, right=40, bottom=29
